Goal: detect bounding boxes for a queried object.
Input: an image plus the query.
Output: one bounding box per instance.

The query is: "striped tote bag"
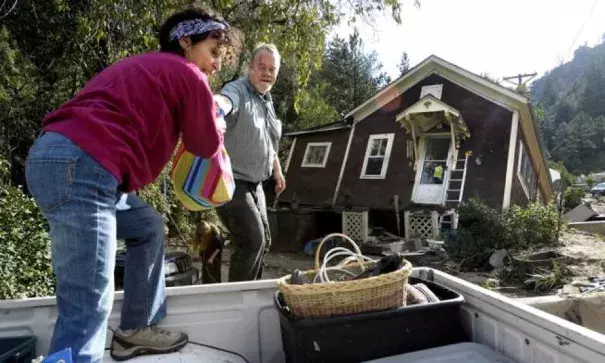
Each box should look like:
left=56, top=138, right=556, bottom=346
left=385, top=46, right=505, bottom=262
left=170, top=142, right=235, bottom=211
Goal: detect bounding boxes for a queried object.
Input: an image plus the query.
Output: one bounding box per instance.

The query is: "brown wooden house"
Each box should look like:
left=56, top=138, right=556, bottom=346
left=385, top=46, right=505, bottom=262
left=272, top=55, right=553, bottom=241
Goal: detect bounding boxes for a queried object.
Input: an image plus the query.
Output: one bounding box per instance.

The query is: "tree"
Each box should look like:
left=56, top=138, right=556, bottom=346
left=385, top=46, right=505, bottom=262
left=295, top=81, right=340, bottom=130
left=531, top=39, right=605, bottom=174
left=579, top=62, right=605, bottom=119
left=516, top=84, right=531, bottom=98
left=397, top=51, right=410, bottom=76
left=551, top=113, right=605, bottom=174
left=314, top=28, right=391, bottom=116
left=479, top=72, right=500, bottom=84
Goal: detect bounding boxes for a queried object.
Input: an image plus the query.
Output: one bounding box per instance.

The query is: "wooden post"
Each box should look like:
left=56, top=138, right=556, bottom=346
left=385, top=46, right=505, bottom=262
left=404, top=211, right=411, bottom=239
left=431, top=211, right=440, bottom=239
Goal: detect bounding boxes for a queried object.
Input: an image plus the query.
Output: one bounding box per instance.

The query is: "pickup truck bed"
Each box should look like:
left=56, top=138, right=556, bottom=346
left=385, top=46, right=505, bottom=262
left=2, top=268, right=605, bottom=363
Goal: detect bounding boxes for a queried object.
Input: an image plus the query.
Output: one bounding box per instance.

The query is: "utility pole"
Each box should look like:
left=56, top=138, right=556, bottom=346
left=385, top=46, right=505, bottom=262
left=503, top=72, right=537, bottom=87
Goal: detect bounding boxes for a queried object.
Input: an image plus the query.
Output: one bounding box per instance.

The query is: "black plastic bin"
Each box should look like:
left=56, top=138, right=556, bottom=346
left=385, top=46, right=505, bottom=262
left=0, top=336, right=36, bottom=363
left=275, top=277, right=469, bottom=363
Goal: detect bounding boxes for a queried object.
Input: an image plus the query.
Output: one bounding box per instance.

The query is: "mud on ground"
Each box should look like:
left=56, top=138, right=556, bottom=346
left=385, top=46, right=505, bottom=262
left=186, top=223, right=605, bottom=300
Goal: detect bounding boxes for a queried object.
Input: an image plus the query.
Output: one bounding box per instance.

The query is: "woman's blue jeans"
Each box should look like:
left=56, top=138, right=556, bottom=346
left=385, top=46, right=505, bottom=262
left=25, top=131, right=167, bottom=363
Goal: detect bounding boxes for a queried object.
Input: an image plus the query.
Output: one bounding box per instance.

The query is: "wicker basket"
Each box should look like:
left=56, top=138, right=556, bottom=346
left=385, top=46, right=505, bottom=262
left=277, top=233, right=412, bottom=318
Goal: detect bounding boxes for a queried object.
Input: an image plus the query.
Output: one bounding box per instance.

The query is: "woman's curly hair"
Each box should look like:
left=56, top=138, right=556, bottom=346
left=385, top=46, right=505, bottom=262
left=158, top=5, right=242, bottom=67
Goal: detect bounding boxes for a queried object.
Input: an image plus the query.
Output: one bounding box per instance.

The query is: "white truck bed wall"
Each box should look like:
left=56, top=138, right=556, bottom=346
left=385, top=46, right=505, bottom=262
left=417, top=268, right=605, bottom=363
left=0, top=280, right=286, bottom=363
left=1, top=268, right=605, bottom=363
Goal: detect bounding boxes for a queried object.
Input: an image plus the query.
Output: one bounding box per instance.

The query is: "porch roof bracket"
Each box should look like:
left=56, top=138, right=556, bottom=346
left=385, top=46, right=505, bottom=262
left=411, top=122, right=418, bottom=169
left=396, top=95, right=471, bottom=141
left=447, top=113, right=457, bottom=150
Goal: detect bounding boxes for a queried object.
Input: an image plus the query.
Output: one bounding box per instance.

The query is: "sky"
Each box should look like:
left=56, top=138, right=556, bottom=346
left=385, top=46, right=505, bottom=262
left=331, top=0, right=605, bottom=84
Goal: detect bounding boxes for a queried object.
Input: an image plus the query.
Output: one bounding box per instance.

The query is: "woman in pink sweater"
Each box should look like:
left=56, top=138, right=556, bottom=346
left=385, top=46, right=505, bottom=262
left=24, top=7, right=238, bottom=363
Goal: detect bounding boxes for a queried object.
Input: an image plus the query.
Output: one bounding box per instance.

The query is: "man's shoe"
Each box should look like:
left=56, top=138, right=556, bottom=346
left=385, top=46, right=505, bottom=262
left=110, top=325, right=188, bottom=361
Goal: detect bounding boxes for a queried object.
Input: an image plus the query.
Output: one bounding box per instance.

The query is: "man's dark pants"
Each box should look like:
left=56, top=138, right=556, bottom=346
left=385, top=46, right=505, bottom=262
left=217, top=179, right=271, bottom=281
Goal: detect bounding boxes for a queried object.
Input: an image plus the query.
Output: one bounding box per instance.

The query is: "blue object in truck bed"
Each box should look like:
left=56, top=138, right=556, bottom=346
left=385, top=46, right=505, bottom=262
left=303, top=236, right=341, bottom=256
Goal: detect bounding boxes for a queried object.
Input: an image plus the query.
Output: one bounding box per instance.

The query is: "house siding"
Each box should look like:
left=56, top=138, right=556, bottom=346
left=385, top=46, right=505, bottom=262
left=335, top=74, right=513, bottom=210
left=510, top=126, right=546, bottom=207
left=279, top=128, right=351, bottom=206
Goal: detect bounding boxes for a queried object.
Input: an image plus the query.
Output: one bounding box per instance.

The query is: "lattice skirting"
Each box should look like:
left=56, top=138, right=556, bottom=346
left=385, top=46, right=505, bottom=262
left=342, top=211, right=369, bottom=242
left=404, top=211, right=439, bottom=239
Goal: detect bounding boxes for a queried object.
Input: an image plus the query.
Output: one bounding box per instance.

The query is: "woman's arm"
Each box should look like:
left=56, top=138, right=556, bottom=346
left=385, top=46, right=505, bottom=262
left=180, top=66, right=222, bottom=158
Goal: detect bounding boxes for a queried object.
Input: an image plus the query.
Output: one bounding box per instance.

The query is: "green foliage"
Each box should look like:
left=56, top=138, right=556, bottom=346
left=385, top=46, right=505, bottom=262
left=531, top=40, right=605, bottom=174
left=563, top=187, right=585, bottom=210
left=397, top=51, right=410, bottom=76
left=311, top=28, right=391, bottom=117
left=524, top=262, right=564, bottom=293
left=445, top=199, right=562, bottom=269
left=550, top=113, right=605, bottom=174
left=506, top=202, right=560, bottom=248
left=0, top=159, right=55, bottom=299
left=445, top=199, right=510, bottom=262
left=295, top=81, right=340, bottom=130
left=276, top=23, right=399, bottom=130
left=586, top=174, right=595, bottom=188
left=479, top=72, right=501, bottom=84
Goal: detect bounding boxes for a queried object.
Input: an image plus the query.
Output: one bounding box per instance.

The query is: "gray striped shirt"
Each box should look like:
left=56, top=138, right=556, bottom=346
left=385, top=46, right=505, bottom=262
left=219, top=77, right=282, bottom=183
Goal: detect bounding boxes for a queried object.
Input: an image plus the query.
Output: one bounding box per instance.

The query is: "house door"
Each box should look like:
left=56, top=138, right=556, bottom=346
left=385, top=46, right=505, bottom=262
left=413, top=136, right=452, bottom=205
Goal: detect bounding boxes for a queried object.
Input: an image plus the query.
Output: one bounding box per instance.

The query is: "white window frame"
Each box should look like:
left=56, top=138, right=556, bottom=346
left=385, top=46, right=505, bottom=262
left=301, top=142, right=332, bottom=168
left=517, top=140, right=537, bottom=200
left=360, top=133, right=395, bottom=179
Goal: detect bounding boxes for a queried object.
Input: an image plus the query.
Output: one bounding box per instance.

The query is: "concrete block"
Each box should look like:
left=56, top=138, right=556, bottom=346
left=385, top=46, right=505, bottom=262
left=568, top=221, right=605, bottom=235
left=563, top=204, right=598, bottom=222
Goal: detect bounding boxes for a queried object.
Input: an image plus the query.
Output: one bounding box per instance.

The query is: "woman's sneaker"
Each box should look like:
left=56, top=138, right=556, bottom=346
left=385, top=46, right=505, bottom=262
left=110, top=325, right=188, bottom=361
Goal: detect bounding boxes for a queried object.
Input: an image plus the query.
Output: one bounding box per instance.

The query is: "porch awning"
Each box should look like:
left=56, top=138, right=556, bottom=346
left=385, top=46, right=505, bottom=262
left=396, top=95, right=471, bottom=140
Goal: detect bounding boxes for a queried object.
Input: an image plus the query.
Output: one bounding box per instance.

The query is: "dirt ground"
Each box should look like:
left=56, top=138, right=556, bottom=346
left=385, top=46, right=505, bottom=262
left=191, top=227, right=603, bottom=299
left=191, top=199, right=605, bottom=300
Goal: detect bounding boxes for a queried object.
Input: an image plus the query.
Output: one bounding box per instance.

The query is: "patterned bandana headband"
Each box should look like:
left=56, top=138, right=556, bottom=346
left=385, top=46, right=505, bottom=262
left=169, top=19, right=229, bottom=41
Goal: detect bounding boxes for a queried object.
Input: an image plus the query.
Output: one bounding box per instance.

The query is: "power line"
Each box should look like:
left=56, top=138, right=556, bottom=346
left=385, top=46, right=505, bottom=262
left=565, top=0, right=599, bottom=59
left=502, top=72, right=537, bottom=87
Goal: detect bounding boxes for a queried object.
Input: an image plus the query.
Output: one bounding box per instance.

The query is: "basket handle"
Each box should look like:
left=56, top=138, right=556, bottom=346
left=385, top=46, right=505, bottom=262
left=314, top=233, right=363, bottom=270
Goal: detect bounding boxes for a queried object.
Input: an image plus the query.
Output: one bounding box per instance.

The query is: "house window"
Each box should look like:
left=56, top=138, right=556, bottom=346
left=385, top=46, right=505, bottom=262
left=360, top=134, right=395, bottom=179
left=517, top=141, right=538, bottom=200
left=301, top=142, right=331, bottom=168
left=420, top=84, right=443, bottom=100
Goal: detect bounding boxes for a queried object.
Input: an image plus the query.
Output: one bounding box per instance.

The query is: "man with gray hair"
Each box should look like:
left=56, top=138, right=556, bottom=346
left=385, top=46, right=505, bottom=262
left=214, top=43, right=285, bottom=281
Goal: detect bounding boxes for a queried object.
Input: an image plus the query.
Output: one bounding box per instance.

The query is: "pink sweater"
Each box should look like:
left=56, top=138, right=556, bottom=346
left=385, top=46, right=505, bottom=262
left=43, top=52, right=222, bottom=192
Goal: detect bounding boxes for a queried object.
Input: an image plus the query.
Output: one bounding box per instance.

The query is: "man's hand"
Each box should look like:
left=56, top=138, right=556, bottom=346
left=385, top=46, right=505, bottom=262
left=213, top=94, right=233, bottom=116
left=274, top=171, right=286, bottom=194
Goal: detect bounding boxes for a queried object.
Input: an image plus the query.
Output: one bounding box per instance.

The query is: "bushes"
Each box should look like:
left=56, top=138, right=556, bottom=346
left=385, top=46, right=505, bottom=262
left=507, top=202, right=560, bottom=249
left=563, top=187, right=585, bottom=210
left=445, top=199, right=510, bottom=261
left=0, top=160, right=55, bottom=299
left=445, top=199, right=562, bottom=268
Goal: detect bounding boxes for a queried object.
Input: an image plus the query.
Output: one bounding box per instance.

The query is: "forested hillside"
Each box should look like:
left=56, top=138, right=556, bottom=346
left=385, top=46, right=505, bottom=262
left=531, top=38, right=605, bottom=175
